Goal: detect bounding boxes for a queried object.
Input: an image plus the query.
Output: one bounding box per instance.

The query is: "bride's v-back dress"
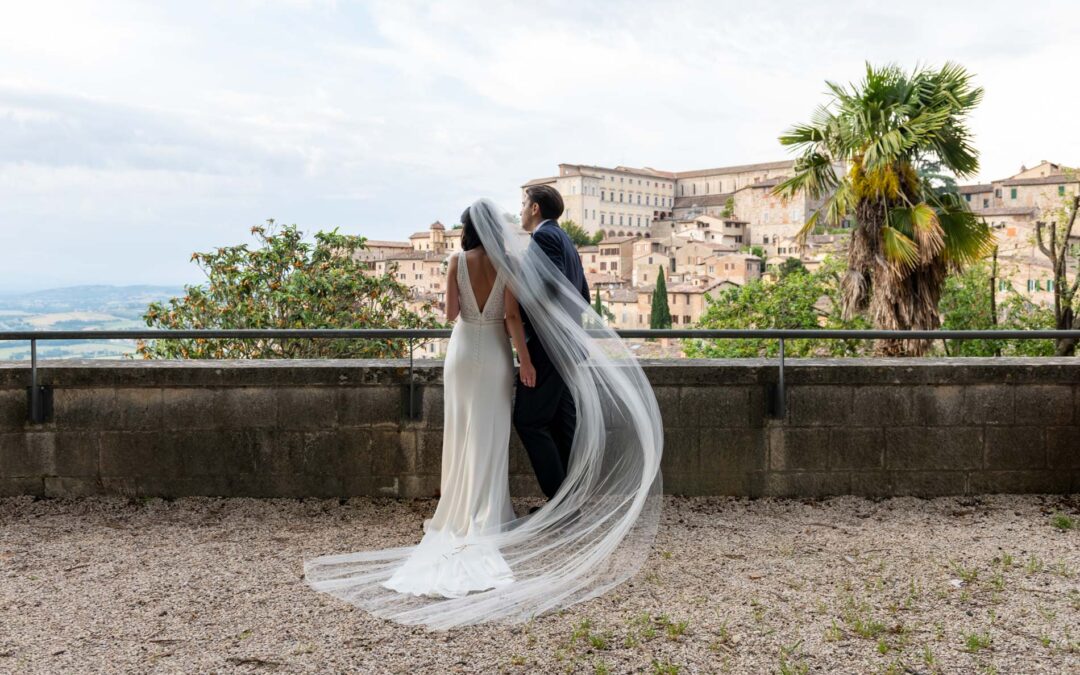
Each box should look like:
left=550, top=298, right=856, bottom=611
left=379, top=250, right=517, bottom=598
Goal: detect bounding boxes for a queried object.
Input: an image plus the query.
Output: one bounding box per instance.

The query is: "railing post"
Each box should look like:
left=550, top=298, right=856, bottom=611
left=30, top=338, right=39, bottom=423
left=768, top=337, right=787, bottom=420
left=408, top=337, right=415, bottom=420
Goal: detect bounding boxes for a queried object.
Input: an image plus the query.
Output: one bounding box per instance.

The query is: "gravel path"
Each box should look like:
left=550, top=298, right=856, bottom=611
left=1, top=494, right=1078, bottom=674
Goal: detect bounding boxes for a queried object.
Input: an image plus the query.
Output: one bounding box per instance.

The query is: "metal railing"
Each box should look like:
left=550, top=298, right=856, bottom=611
left=3, top=328, right=1079, bottom=425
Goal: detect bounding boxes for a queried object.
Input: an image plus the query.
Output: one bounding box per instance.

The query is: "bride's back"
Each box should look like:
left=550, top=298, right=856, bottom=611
left=462, top=247, right=500, bottom=312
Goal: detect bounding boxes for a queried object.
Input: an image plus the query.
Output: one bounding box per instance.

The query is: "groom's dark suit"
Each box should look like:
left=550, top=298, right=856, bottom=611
left=514, top=219, right=591, bottom=500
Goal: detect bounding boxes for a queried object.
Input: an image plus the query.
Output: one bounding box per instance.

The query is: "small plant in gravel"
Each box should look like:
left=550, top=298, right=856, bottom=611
left=963, top=631, right=992, bottom=652
left=1052, top=560, right=1075, bottom=578
left=950, top=560, right=979, bottom=584
left=509, top=654, right=526, bottom=666
left=1025, top=554, right=1044, bottom=575
left=922, top=645, right=936, bottom=667
left=650, top=659, right=680, bottom=674
left=824, top=620, right=843, bottom=642
left=664, top=618, right=689, bottom=640
left=998, top=552, right=1015, bottom=568
left=660, top=549, right=674, bottom=560
left=1050, top=512, right=1075, bottom=531
left=876, top=638, right=889, bottom=654
left=1038, top=634, right=1052, bottom=649
left=989, top=570, right=1005, bottom=591
left=593, top=660, right=610, bottom=675
left=778, top=640, right=809, bottom=675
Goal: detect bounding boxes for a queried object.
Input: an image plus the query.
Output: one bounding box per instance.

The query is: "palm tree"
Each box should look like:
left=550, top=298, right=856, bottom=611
left=773, top=62, right=996, bottom=355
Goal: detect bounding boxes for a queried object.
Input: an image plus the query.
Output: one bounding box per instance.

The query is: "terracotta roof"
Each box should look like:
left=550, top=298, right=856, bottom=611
left=362, top=239, right=411, bottom=248
left=977, top=207, right=1038, bottom=217
left=959, top=183, right=993, bottom=194
left=674, top=160, right=794, bottom=179
left=586, top=273, right=622, bottom=285
left=430, top=220, right=445, bottom=231
left=577, top=245, right=599, bottom=253
left=607, top=289, right=639, bottom=302
left=599, top=236, right=637, bottom=245
left=522, top=176, right=558, bottom=187
left=379, top=251, right=430, bottom=261
left=409, top=232, right=430, bottom=239
left=673, top=193, right=735, bottom=209
left=1000, top=175, right=1080, bottom=187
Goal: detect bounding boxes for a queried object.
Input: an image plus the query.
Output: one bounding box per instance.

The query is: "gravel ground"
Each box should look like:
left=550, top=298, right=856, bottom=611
left=1, top=493, right=1078, bottom=674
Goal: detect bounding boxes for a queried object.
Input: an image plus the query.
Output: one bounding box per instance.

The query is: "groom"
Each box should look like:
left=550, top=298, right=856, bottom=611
left=515, top=185, right=591, bottom=508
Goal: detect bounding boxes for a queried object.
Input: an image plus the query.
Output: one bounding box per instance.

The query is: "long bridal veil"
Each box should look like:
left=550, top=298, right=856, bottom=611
left=302, top=197, right=664, bottom=630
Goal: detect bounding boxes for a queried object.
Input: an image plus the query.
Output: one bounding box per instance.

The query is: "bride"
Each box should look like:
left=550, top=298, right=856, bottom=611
left=303, top=196, right=663, bottom=630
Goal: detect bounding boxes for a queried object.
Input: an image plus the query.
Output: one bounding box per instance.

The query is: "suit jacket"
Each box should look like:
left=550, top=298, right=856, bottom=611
left=521, top=219, right=591, bottom=364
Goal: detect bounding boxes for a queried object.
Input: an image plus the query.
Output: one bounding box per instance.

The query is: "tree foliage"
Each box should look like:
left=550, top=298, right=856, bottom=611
left=561, top=219, right=604, bottom=247
left=940, top=262, right=1055, bottom=356
left=774, top=62, right=995, bottom=356
left=136, top=219, right=442, bottom=359
left=683, top=256, right=871, bottom=357
left=650, top=266, right=672, bottom=329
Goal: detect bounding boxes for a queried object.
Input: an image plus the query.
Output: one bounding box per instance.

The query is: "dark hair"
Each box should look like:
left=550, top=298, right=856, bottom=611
left=525, top=185, right=564, bottom=220
left=460, top=207, right=482, bottom=250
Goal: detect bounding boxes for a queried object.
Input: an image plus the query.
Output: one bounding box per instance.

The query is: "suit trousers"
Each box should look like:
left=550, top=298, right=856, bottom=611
left=513, top=354, right=577, bottom=500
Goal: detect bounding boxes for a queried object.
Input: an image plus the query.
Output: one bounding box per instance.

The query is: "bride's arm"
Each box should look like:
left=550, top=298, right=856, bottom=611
left=503, top=287, right=535, bottom=387
left=445, top=255, right=460, bottom=322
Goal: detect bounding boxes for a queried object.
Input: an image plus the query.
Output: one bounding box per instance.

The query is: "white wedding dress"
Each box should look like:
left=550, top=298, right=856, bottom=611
left=381, top=251, right=517, bottom=597
left=302, top=198, right=663, bottom=631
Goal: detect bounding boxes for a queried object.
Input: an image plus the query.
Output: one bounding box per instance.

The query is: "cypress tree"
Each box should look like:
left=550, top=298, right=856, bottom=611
left=650, top=265, right=672, bottom=329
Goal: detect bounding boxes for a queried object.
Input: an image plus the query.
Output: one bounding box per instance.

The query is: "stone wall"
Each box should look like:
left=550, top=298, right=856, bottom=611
left=1, top=358, right=1077, bottom=499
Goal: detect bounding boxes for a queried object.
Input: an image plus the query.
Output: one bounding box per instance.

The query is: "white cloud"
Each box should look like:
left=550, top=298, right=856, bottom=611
left=1, top=0, right=1079, bottom=291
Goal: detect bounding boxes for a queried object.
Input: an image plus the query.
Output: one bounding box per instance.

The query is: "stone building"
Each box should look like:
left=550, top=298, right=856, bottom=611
left=524, top=159, right=837, bottom=249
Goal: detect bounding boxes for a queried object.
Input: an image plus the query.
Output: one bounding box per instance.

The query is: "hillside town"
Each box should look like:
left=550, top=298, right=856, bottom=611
left=355, top=159, right=1077, bottom=354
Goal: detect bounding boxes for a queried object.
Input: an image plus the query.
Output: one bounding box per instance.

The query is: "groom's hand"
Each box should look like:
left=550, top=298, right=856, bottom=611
left=519, top=361, right=536, bottom=388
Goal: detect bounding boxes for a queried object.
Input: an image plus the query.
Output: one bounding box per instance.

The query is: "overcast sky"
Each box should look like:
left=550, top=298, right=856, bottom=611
left=2, top=0, right=1078, bottom=293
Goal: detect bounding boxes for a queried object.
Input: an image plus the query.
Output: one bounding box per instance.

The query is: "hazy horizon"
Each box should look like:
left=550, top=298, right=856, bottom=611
left=4, top=0, right=1080, bottom=294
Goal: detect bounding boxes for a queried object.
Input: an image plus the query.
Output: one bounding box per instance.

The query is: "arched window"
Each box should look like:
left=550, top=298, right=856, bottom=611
left=692, top=184, right=696, bottom=195
left=680, top=185, right=685, bottom=196
left=619, top=193, right=624, bottom=202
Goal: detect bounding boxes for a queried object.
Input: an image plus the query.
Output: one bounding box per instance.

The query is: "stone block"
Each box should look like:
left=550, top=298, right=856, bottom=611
left=338, top=386, right=402, bottom=427
left=887, top=471, right=967, bottom=497
left=762, top=472, right=851, bottom=498
left=788, top=385, right=854, bottom=427
left=338, top=428, right=374, bottom=477
left=848, top=387, right=913, bottom=427
left=0, top=432, right=55, bottom=477
left=660, top=428, right=699, bottom=474
left=963, top=385, right=1013, bottom=425
left=401, top=474, right=441, bottom=498
left=910, top=386, right=965, bottom=426
left=768, top=427, right=830, bottom=471
left=162, top=388, right=221, bottom=430
left=969, top=470, right=1071, bottom=494
left=0, top=389, right=24, bottom=429
left=416, top=430, right=444, bottom=475
left=885, top=427, right=983, bottom=470
left=1013, top=385, right=1073, bottom=426
left=828, top=428, right=884, bottom=469
left=43, top=476, right=104, bottom=497
left=99, top=431, right=182, bottom=478
left=702, top=428, right=765, bottom=474
left=985, top=427, right=1045, bottom=470
left=681, top=387, right=750, bottom=428
left=277, top=387, right=338, bottom=430
left=371, top=429, right=416, bottom=475
left=52, top=388, right=116, bottom=429
left=174, top=430, right=258, bottom=477
left=653, top=387, right=681, bottom=428
left=420, top=385, right=443, bottom=428
left=54, top=432, right=99, bottom=476
left=1046, top=427, right=1080, bottom=469
left=0, top=476, right=44, bottom=496
left=218, top=388, right=277, bottom=428
left=115, top=388, right=163, bottom=430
